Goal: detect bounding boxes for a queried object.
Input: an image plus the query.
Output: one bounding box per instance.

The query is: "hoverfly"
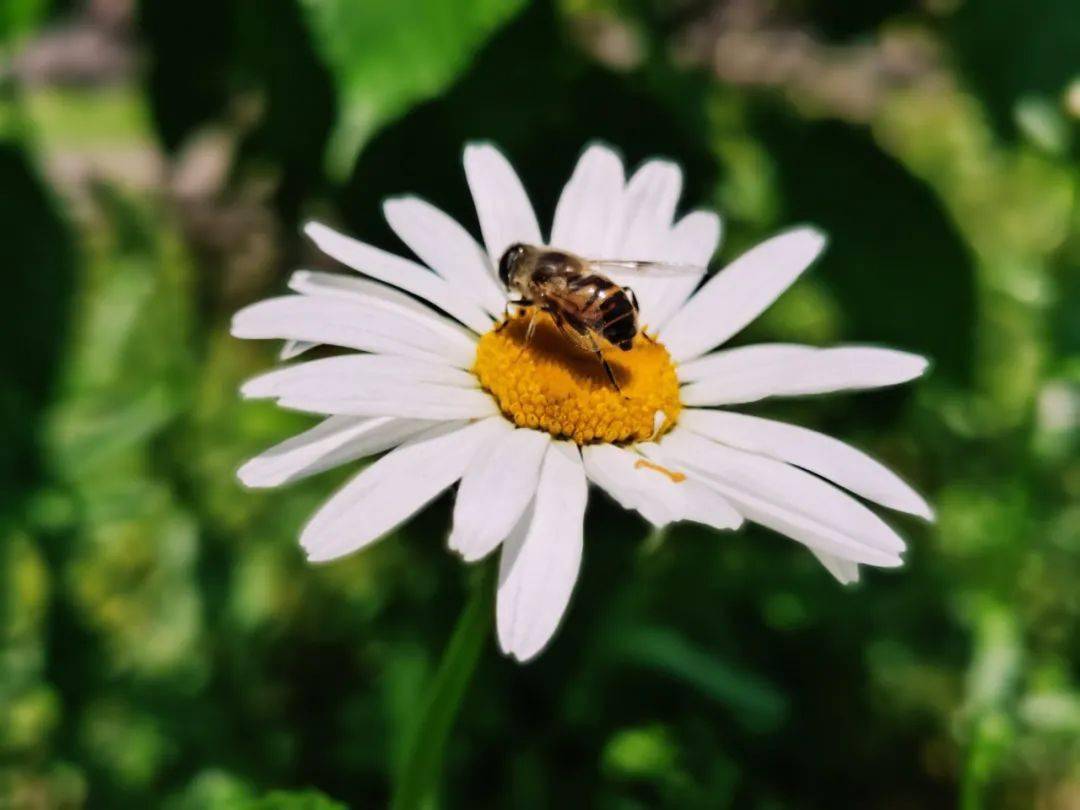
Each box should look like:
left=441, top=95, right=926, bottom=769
left=496, top=243, right=700, bottom=391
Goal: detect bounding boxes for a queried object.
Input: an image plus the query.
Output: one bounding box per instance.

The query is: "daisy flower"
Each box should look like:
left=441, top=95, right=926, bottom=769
left=232, top=143, right=933, bottom=662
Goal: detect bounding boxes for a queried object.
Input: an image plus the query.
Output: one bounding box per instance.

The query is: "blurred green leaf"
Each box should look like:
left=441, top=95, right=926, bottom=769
left=0, top=0, right=46, bottom=46
left=608, top=626, right=787, bottom=734
left=391, top=565, right=494, bottom=810
left=298, top=0, right=527, bottom=177
left=241, top=790, right=348, bottom=810
left=601, top=724, right=679, bottom=781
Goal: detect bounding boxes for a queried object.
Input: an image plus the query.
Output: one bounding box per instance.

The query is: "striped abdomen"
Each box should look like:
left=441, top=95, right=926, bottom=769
left=568, top=273, right=638, bottom=350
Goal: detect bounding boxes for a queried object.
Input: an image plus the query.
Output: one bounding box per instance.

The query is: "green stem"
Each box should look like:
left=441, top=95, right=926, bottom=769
left=391, top=563, right=494, bottom=810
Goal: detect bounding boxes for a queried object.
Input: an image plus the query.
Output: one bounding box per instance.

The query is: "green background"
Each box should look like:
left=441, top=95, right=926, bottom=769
left=1, top=0, right=1078, bottom=807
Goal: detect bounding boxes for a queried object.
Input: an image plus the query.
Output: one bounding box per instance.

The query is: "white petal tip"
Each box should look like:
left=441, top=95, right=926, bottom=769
left=887, top=353, right=931, bottom=386
left=496, top=615, right=556, bottom=663
left=580, top=141, right=622, bottom=164
left=768, top=226, right=827, bottom=268
left=238, top=380, right=266, bottom=399
left=446, top=532, right=490, bottom=564
left=229, top=313, right=251, bottom=338
left=303, top=221, right=325, bottom=240
left=381, top=196, right=413, bottom=217
left=235, top=463, right=273, bottom=489
left=463, top=143, right=495, bottom=167
left=499, top=639, right=544, bottom=664
left=889, top=488, right=934, bottom=521
left=796, top=225, right=828, bottom=249
left=913, top=500, right=935, bottom=522
left=303, top=544, right=344, bottom=564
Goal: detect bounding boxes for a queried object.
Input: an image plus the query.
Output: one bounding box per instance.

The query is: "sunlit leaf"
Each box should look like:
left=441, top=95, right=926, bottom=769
left=299, top=0, right=527, bottom=177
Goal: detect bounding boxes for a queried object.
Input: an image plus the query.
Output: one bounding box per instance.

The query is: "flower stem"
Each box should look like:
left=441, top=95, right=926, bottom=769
left=391, top=563, right=494, bottom=810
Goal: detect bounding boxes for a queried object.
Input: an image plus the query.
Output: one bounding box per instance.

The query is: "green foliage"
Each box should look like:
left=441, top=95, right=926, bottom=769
left=0, top=0, right=46, bottom=46
left=2, top=0, right=1079, bottom=808
left=298, top=0, right=528, bottom=177
left=391, top=565, right=494, bottom=810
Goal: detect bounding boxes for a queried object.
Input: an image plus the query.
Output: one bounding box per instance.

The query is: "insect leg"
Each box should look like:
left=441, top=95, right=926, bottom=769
left=555, top=310, right=622, bottom=391
left=523, top=309, right=541, bottom=344
left=494, top=299, right=533, bottom=332
left=547, top=308, right=582, bottom=348
left=549, top=308, right=601, bottom=354
left=514, top=305, right=542, bottom=359
left=583, top=329, right=622, bottom=393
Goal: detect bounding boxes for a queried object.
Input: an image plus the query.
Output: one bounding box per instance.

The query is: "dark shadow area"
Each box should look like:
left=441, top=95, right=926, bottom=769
left=0, top=145, right=76, bottom=513
left=947, top=0, right=1080, bottom=147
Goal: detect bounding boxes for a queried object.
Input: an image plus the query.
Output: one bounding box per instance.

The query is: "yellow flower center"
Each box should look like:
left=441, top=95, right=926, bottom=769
left=473, top=313, right=682, bottom=445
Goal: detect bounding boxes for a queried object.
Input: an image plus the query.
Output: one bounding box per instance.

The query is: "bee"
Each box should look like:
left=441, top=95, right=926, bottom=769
left=496, top=243, right=699, bottom=391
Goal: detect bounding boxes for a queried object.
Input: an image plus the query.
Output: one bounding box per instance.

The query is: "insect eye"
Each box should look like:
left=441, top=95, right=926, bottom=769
left=498, top=244, right=523, bottom=287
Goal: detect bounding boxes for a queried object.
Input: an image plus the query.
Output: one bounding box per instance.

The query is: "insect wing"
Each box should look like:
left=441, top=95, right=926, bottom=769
left=585, top=259, right=702, bottom=279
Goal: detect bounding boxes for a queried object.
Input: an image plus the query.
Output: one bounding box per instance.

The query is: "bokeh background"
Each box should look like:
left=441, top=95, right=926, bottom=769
left=2, top=0, right=1079, bottom=807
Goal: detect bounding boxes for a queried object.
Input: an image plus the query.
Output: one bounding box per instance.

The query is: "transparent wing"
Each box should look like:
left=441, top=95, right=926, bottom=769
left=585, top=259, right=702, bottom=278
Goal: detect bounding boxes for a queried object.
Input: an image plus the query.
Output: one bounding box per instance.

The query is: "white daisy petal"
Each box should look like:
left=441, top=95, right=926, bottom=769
left=464, top=143, right=542, bottom=265
left=678, top=477, right=747, bottom=534
left=289, top=268, right=454, bottom=317
left=647, top=210, right=722, bottom=332
left=669, top=211, right=723, bottom=266
left=679, top=344, right=930, bottom=406
left=608, top=159, right=683, bottom=324
left=653, top=429, right=905, bottom=566
left=583, top=444, right=677, bottom=526
left=242, top=355, right=493, bottom=420
left=237, top=415, right=439, bottom=488
left=241, top=354, right=478, bottom=400
left=302, top=418, right=504, bottom=562
left=811, top=550, right=861, bottom=585
left=303, top=222, right=492, bottom=333
left=232, top=293, right=476, bottom=368
left=280, top=340, right=317, bottom=360
left=274, top=391, right=494, bottom=420
left=549, top=144, right=626, bottom=257
left=616, top=159, right=682, bottom=257
left=583, top=443, right=742, bottom=531
left=272, top=380, right=496, bottom=421
left=450, top=426, right=551, bottom=562
left=677, top=343, right=809, bottom=383
left=287, top=270, right=482, bottom=365
left=383, top=196, right=506, bottom=317
left=680, top=409, right=933, bottom=519
left=497, top=441, right=586, bottom=662
left=660, top=227, right=827, bottom=362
